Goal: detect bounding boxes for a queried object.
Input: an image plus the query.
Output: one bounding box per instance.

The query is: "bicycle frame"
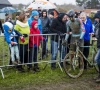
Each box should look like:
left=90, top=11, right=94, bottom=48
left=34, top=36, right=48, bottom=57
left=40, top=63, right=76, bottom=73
left=75, top=36, right=97, bottom=67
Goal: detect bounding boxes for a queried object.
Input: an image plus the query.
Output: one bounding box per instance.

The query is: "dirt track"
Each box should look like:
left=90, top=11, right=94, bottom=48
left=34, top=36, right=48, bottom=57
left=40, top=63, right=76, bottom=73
left=9, top=77, right=100, bottom=90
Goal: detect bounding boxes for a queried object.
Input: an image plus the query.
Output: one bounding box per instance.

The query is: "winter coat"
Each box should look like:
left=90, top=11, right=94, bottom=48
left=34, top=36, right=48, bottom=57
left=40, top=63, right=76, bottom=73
left=50, top=13, right=66, bottom=42
left=95, top=21, right=100, bottom=48
left=3, top=22, right=17, bottom=45
left=29, top=20, right=44, bottom=48
left=83, top=17, right=93, bottom=41
left=14, top=20, right=30, bottom=45
left=40, top=17, right=50, bottom=34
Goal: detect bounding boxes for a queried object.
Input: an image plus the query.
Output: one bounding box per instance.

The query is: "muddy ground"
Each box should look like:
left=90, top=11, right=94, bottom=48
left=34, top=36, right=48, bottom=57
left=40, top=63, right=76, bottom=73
left=1, top=77, right=100, bottom=90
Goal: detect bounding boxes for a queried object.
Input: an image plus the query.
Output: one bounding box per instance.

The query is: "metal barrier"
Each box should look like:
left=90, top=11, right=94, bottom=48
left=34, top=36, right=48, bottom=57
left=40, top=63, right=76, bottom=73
left=0, top=34, right=67, bottom=79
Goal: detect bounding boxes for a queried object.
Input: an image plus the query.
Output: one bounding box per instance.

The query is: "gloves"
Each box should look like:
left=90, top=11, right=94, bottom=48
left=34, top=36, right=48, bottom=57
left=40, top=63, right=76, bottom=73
left=57, top=31, right=63, bottom=36
left=23, top=34, right=28, bottom=37
left=57, top=31, right=64, bottom=39
left=20, top=37, right=25, bottom=43
left=34, top=44, right=37, bottom=48
left=44, top=38, right=48, bottom=42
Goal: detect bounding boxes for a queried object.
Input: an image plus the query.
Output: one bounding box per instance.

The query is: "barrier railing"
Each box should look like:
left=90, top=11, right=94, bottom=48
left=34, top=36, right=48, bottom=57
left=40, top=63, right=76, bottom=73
left=0, top=34, right=67, bottom=79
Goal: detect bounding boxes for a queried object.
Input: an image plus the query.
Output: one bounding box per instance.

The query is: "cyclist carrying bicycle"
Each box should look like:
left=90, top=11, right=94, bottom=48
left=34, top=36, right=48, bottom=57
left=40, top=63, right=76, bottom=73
left=64, top=10, right=85, bottom=52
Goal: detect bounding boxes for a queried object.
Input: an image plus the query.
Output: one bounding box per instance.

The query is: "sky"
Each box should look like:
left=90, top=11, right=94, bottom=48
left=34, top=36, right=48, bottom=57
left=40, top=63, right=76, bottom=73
left=8, top=0, right=76, bottom=5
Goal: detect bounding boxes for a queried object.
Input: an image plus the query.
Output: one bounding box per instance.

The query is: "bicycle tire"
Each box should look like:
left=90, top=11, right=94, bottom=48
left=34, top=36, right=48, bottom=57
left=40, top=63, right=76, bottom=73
left=63, top=52, right=84, bottom=78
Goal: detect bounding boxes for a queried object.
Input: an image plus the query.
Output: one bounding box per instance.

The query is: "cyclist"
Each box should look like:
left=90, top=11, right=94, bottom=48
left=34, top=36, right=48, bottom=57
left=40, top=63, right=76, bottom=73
left=64, top=10, right=85, bottom=52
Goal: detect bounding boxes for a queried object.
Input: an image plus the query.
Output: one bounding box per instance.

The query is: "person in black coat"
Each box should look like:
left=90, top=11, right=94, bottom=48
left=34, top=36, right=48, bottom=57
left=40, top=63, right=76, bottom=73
left=0, top=19, right=4, bottom=34
left=94, top=12, right=100, bottom=83
left=50, top=13, right=67, bottom=69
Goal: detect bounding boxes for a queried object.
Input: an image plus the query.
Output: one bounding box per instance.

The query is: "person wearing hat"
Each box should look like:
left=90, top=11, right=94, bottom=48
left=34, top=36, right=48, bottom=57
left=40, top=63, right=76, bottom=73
left=94, top=12, right=100, bottom=83
left=50, top=12, right=67, bottom=69
left=28, top=10, right=42, bottom=34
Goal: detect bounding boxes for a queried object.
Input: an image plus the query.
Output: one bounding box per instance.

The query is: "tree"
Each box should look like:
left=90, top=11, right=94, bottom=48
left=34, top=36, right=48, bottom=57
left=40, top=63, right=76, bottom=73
left=76, top=0, right=87, bottom=6
left=76, top=0, right=100, bottom=9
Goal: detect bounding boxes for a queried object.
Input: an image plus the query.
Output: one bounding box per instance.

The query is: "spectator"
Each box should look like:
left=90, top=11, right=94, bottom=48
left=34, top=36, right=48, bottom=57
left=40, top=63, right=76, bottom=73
left=28, top=10, right=42, bottom=34
left=49, top=11, right=54, bottom=27
left=38, top=7, right=42, bottom=17
left=0, top=19, right=4, bottom=34
left=80, top=12, right=94, bottom=69
left=4, top=13, right=9, bottom=22
left=50, top=13, right=67, bottom=69
left=48, top=11, right=54, bottom=54
left=14, top=13, right=20, bottom=25
left=94, top=12, right=100, bottom=83
left=29, top=20, right=46, bottom=73
left=14, top=13, right=30, bottom=72
left=3, top=22, right=21, bottom=65
left=40, top=10, right=50, bottom=59
left=4, top=13, right=13, bottom=24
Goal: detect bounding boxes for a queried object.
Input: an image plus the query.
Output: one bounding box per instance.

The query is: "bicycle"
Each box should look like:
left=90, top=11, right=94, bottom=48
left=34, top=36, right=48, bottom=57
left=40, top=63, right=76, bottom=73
left=63, top=35, right=98, bottom=78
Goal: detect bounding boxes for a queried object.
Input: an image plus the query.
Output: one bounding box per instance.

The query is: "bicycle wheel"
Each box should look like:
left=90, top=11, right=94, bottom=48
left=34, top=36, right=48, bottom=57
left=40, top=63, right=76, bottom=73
left=63, top=52, right=84, bottom=78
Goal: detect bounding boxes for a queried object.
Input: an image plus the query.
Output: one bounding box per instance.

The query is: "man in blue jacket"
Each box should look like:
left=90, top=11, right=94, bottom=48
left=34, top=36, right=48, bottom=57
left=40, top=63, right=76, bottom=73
left=80, top=12, right=94, bottom=69
left=28, top=10, right=42, bottom=34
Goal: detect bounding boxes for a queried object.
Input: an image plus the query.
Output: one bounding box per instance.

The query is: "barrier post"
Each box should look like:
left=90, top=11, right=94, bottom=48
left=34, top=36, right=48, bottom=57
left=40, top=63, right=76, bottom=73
left=0, top=68, right=4, bottom=79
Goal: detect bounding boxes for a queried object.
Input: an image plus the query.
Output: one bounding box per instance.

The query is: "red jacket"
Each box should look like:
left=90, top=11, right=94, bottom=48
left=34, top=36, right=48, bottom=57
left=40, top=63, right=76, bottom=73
left=29, top=20, right=44, bottom=48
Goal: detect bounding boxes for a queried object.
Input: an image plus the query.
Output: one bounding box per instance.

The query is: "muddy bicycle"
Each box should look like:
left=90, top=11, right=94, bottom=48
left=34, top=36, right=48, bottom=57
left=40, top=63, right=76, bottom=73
left=63, top=35, right=98, bottom=78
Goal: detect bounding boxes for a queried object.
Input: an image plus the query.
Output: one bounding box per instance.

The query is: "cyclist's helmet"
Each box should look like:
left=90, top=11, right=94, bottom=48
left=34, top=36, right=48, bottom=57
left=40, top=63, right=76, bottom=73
left=67, top=10, right=75, bottom=18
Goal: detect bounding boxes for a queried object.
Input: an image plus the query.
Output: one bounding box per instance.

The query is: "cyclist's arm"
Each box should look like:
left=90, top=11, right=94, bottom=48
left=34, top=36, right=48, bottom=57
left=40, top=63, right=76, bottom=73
left=65, top=21, right=70, bottom=41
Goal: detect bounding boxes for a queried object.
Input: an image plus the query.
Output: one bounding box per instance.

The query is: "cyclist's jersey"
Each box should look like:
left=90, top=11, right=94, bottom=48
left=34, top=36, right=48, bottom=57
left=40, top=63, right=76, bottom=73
left=66, top=18, right=81, bottom=35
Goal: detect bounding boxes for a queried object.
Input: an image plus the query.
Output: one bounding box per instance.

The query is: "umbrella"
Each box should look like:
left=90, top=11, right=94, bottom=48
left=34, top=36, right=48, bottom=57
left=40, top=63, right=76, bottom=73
left=27, top=0, right=57, bottom=10
left=0, top=7, right=17, bottom=13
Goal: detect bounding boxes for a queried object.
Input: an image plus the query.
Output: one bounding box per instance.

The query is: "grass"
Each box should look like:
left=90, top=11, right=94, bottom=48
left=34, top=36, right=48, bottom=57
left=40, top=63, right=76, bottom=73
left=0, top=36, right=99, bottom=90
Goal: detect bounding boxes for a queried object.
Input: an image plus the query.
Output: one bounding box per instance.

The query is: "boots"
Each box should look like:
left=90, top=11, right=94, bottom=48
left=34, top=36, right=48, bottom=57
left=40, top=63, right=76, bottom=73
left=33, top=64, right=40, bottom=72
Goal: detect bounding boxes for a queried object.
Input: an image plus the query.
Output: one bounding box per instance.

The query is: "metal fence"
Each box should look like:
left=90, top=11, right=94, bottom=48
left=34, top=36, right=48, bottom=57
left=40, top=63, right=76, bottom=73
left=0, top=34, right=67, bottom=79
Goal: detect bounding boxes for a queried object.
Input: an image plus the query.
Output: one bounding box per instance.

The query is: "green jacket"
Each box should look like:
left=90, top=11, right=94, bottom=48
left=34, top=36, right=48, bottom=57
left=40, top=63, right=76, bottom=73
left=14, top=20, right=30, bottom=44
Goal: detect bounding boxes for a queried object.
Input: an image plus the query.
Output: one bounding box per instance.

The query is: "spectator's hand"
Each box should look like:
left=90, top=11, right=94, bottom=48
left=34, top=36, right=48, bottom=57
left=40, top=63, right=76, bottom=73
left=90, top=33, right=94, bottom=37
left=34, top=44, right=37, bottom=48
left=57, top=31, right=63, bottom=36
left=11, top=42, right=17, bottom=45
left=20, top=36, right=25, bottom=43
left=23, top=34, right=28, bottom=37
left=44, top=38, right=48, bottom=42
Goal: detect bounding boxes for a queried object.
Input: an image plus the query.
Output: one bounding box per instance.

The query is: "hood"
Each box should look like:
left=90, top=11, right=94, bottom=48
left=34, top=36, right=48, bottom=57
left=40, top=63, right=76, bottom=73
left=31, top=20, right=38, bottom=30
left=57, top=13, right=66, bottom=22
left=16, top=20, right=29, bottom=28
left=94, top=12, right=100, bottom=19
left=30, top=10, right=39, bottom=20
left=3, top=22, right=13, bottom=33
left=41, top=10, right=47, bottom=17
